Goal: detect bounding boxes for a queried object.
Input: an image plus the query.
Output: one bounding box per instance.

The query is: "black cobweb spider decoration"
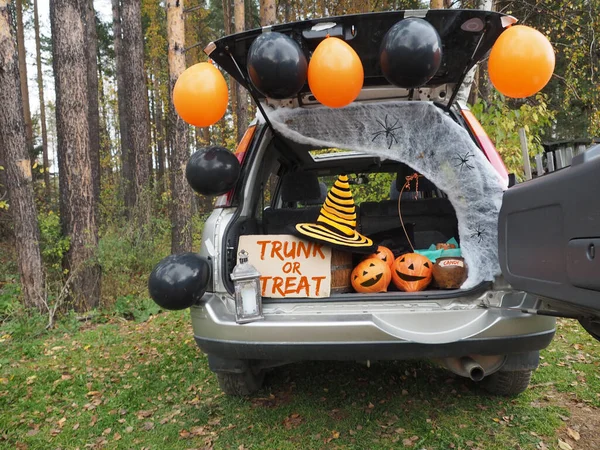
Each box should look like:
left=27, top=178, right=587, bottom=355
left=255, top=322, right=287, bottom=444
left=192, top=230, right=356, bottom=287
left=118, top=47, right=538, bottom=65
left=453, top=152, right=475, bottom=171
left=371, top=114, right=401, bottom=149
left=469, top=223, right=486, bottom=243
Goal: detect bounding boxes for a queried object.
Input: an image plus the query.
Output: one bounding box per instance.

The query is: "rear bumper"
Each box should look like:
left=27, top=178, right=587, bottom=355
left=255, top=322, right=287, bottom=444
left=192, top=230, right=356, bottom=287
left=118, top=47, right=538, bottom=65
left=191, top=289, right=556, bottom=361
left=195, top=330, right=555, bottom=361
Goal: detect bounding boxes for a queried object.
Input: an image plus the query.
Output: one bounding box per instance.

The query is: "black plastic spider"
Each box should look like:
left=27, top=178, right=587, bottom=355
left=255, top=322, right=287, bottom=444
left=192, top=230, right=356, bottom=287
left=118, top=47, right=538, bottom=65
left=469, top=224, right=486, bottom=243
left=453, top=152, right=475, bottom=171
left=371, top=115, right=401, bottom=149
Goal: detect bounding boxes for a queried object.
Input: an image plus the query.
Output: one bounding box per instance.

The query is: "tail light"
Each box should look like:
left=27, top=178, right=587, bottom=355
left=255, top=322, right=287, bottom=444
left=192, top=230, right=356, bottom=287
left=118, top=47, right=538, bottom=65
left=461, top=109, right=509, bottom=187
left=214, top=125, right=257, bottom=207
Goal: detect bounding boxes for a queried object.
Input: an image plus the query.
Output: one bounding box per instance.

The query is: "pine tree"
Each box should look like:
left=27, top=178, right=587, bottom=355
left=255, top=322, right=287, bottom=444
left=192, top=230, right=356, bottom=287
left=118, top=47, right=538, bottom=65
left=0, top=0, right=45, bottom=311
left=50, top=0, right=101, bottom=311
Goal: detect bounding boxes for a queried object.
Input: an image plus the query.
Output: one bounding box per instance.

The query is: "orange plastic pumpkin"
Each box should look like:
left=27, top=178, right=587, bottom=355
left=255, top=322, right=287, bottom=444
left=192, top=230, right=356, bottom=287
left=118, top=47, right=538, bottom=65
left=391, top=253, right=432, bottom=292
left=351, top=258, right=391, bottom=293
left=366, top=246, right=394, bottom=268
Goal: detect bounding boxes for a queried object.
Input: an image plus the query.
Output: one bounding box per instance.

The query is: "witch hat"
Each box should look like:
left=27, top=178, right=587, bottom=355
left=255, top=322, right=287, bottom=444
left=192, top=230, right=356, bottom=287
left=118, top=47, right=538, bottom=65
left=293, top=175, right=377, bottom=253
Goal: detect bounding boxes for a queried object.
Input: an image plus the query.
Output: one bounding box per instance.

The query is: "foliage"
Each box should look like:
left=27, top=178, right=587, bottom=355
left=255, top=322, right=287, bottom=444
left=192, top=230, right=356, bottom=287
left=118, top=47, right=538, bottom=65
left=37, top=210, right=70, bottom=272
left=352, top=172, right=396, bottom=204
left=113, top=294, right=162, bottom=322
left=0, top=277, right=20, bottom=325
left=497, top=0, right=600, bottom=139
left=470, top=93, right=554, bottom=180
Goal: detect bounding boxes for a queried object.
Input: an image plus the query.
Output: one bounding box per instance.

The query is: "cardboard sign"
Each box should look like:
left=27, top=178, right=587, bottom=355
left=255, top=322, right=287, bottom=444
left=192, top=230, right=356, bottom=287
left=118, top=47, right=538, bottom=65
left=238, top=235, right=332, bottom=298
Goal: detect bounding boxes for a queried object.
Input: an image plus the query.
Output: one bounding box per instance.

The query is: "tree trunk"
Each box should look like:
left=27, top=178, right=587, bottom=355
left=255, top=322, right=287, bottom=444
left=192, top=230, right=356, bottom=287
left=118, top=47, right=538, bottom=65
left=33, top=0, right=50, bottom=196
left=15, top=0, right=34, bottom=161
left=234, top=0, right=248, bottom=143
left=153, top=73, right=166, bottom=194
left=83, top=0, right=101, bottom=221
left=111, top=0, right=133, bottom=211
left=50, top=0, right=101, bottom=312
left=167, top=0, right=193, bottom=254
left=259, top=0, right=276, bottom=25
left=121, top=0, right=152, bottom=219
left=0, top=0, right=45, bottom=312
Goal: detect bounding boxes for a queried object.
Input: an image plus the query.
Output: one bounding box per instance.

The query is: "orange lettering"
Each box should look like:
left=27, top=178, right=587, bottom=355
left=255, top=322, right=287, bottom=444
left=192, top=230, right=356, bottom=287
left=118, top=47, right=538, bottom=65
left=292, top=262, right=302, bottom=275
left=297, top=241, right=311, bottom=258
left=312, top=276, right=326, bottom=296
left=256, top=240, right=270, bottom=260
left=296, top=276, right=310, bottom=296
left=284, top=277, right=297, bottom=295
left=282, top=262, right=293, bottom=273
left=271, top=277, right=285, bottom=296
left=271, top=241, right=284, bottom=260
left=283, top=241, right=296, bottom=258
left=260, top=276, right=272, bottom=296
left=312, top=244, right=326, bottom=259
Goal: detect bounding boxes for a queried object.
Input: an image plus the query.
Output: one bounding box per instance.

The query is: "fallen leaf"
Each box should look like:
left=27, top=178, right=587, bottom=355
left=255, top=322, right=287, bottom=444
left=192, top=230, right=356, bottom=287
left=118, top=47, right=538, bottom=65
left=57, top=417, right=66, bottom=428
left=125, top=426, right=134, bottom=433
left=566, top=428, right=580, bottom=441
left=136, top=410, right=153, bottom=419
left=283, top=413, right=303, bottom=430
left=332, top=431, right=340, bottom=439
left=26, top=429, right=39, bottom=437
left=72, top=423, right=79, bottom=431
left=89, top=415, right=98, bottom=427
left=402, top=438, right=415, bottom=447
left=142, top=421, right=154, bottom=431
left=102, top=428, right=112, bottom=436
left=558, top=439, right=573, bottom=450
left=113, top=432, right=121, bottom=441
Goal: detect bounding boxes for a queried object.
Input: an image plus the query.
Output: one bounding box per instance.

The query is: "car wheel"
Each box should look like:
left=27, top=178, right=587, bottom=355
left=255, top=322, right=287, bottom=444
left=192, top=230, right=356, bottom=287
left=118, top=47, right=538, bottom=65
left=482, top=369, right=533, bottom=396
left=215, top=369, right=265, bottom=396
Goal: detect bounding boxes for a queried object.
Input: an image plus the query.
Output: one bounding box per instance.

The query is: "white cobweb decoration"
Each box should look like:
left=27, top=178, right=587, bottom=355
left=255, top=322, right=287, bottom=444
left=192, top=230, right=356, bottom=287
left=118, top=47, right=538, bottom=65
left=260, top=101, right=507, bottom=289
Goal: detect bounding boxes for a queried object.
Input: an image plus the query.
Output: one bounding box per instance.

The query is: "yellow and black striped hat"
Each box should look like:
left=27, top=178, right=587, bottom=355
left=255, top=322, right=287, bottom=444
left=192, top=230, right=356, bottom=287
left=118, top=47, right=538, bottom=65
left=293, top=175, right=376, bottom=253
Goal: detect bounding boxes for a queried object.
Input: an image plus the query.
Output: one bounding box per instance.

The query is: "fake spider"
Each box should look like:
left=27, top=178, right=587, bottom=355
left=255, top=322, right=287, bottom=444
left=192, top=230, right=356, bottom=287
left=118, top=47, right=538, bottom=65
left=371, top=115, right=401, bottom=149
left=453, top=152, right=475, bottom=171
left=469, top=224, right=486, bottom=243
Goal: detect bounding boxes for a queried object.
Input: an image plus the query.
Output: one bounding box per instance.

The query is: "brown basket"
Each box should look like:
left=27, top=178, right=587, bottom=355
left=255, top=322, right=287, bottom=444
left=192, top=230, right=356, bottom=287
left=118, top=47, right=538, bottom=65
left=331, top=249, right=353, bottom=294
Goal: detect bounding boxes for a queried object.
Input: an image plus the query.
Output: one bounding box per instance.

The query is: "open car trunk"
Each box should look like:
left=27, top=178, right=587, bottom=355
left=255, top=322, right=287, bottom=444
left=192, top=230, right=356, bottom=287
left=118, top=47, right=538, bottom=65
left=222, top=102, right=506, bottom=300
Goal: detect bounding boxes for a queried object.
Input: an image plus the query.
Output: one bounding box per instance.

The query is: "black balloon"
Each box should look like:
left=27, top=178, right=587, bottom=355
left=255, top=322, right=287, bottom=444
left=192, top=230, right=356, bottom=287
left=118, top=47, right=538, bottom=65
left=186, top=146, right=241, bottom=196
left=379, top=18, right=442, bottom=89
left=148, top=253, right=211, bottom=310
left=247, top=32, right=308, bottom=99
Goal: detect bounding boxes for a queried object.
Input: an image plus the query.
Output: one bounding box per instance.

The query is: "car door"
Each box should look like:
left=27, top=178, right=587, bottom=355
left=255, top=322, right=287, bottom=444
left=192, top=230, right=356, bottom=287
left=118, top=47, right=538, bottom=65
left=498, top=144, right=600, bottom=340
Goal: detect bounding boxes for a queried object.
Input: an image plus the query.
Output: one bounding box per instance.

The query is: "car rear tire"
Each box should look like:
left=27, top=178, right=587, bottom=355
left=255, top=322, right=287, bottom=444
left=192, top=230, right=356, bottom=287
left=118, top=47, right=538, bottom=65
left=215, top=369, right=265, bottom=396
left=482, top=369, right=532, bottom=396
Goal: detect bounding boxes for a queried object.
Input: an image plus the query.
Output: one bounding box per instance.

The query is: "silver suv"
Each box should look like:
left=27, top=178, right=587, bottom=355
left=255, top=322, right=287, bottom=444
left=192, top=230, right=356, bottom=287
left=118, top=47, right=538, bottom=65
left=149, top=10, right=600, bottom=396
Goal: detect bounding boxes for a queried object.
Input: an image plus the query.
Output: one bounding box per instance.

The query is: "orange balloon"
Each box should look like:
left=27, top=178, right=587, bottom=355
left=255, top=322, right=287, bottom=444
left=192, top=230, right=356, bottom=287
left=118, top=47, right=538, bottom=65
left=488, top=25, right=555, bottom=99
left=173, top=62, right=229, bottom=127
left=308, top=37, right=364, bottom=108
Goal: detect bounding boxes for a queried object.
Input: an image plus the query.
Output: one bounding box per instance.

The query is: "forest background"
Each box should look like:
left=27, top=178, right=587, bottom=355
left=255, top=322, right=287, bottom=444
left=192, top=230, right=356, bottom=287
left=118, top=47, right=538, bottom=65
left=0, top=0, right=598, bottom=324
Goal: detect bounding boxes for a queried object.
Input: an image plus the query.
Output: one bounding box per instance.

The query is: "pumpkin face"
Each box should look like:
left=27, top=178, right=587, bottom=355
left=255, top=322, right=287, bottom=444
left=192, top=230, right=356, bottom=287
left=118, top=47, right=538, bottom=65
left=391, top=253, right=433, bottom=292
left=366, top=246, right=394, bottom=268
left=351, top=258, right=391, bottom=293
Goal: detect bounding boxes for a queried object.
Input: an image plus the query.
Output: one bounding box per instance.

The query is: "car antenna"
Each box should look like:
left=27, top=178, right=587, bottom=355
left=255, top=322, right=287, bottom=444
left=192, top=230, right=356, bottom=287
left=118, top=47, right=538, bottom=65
left=445, top=31, right=487, bottom=111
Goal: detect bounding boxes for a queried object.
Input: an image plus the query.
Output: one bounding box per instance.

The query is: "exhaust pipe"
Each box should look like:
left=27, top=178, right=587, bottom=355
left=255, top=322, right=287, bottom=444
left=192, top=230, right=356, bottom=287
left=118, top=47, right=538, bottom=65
left=434, top=355, right=505, bottom=381
left=460, top=357, right=485, bottom=382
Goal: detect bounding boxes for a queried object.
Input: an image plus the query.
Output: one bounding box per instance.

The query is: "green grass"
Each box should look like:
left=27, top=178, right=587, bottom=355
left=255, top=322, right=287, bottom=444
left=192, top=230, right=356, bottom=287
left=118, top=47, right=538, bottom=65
left=0, top=314, right=598, bottom=450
